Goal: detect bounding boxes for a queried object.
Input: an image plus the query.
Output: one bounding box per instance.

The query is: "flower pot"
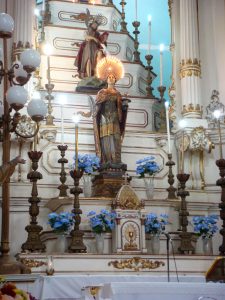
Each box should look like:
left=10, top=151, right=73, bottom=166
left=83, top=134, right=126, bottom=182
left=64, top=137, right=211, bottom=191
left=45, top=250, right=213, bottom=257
left=56, top=234, right=67, bottom=253
left=202, top=237, right=213, bottom=255
left=144, top=177, right=154, bottom=200
left=151, top=235, right=160, bottom=254
left=83, top=175, right=93, bottom=197
left=95, top=233, right=104, bottom=254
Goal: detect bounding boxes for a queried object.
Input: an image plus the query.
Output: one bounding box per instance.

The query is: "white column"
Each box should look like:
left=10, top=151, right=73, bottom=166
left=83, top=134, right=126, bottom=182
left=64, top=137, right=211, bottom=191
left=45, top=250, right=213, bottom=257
left=168, top=0, right=181, bottom=130
left=13, top=0, right=35, bottom=49
left=180, top=0, right=202, bottom=119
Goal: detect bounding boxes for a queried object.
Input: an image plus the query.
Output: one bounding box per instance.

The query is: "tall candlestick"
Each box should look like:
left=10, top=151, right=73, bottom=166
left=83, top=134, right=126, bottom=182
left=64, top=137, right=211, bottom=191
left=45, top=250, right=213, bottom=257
left=159, top=44, right=164, bottom=86
left=75, top=123, right=78, bottom=171
left=165, top=102, right=171, bottom=153
left=61, top=105, right=64, bottom=145
left=135, top=0, right=137, bottom=20
left=42, top=0, right=46, bottom=11
left=148, top=15, right=151, bottom=55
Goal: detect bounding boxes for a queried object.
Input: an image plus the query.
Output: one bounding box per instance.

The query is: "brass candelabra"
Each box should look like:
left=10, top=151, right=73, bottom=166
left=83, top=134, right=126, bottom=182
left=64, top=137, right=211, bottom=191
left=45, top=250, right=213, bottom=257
left=145, top=54, right=154, bottom=98
left=57, top=144, right=69, bottom=197
left=120, top=0, right=128, bottom=33
left=132, top=21, right=141, bottom=63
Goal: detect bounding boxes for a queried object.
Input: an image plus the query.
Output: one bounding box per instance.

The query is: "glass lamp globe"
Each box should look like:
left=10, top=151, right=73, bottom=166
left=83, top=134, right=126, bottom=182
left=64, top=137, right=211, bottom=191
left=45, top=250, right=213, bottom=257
left=20, top=49, right=41, bottom=73
left=27, top=98, right=47, bottom=122
left=6, top=86, right=28, bottom=111
left=0, top=13, right=14, bottom=38
left=14, top=61, right=28, bottom=85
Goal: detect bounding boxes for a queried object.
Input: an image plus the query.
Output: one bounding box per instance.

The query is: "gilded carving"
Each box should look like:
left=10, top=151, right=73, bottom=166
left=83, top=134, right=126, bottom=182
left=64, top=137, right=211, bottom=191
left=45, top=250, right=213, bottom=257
left=190, top=127, right=213, bottom=153
left=179, top=58, right=201, bottom=79
left=108, top=257, right=165, bottom=271
left=112, top=185, right=144, bottom=210
left=182, top=103, right=203, bottom=116
left=19, top=258, right=47, bottom=268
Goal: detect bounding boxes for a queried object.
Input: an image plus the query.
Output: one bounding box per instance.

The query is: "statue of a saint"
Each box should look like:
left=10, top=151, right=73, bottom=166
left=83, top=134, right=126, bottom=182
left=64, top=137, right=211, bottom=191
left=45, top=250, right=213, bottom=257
left=74, top=10, right=109, bottom=79
left=0, top=156, right=25, bottom=183
left=93, top=56, right=129, bottom=168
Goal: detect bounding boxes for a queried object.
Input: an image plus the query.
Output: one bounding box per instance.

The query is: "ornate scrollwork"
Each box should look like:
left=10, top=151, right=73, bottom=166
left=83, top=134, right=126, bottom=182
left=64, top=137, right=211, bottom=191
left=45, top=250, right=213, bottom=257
left=108, top=257, right=165, bottom=271
left=190, top=127, right=214, bottom=153
left=19, top=258, right=47, bottom=268
left=179, top=58, right=201, bottom=79
left=15, top=115, right=39, bottom=138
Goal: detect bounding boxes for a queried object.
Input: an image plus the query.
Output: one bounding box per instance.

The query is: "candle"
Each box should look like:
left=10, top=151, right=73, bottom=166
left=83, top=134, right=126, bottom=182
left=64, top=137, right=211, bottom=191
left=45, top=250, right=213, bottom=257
left=165, top=101, right=171, bottom=153
left=135, top=0, right=137, bottom=20
left=159, top=44, right=164, bottom=86
left=181, top=130, right=184, bottom=173
left=75, top=123, right=78, bottom=171
left=218, top=119, right=223, bottom=159
left=61, top=105, right=64, bottom=145
left=42, top=0, right=46, bottom=11
left=148, top=15, right=151, bottom=55
left=47, top=55, right=51, bottom=84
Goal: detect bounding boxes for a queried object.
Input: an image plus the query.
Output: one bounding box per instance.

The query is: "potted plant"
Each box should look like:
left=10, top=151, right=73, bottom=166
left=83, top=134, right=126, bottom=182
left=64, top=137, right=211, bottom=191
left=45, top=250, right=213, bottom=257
left=192, top=215, right=218, bottom=255
left=48, top=212, right=74, bottom=253
left=87, top=209, right=116, bottom=253
left=145, top=213, right=169, bottom=254
left=70, top=153, right=100, bottom=197
left=136, top=156, right=161, bottom=200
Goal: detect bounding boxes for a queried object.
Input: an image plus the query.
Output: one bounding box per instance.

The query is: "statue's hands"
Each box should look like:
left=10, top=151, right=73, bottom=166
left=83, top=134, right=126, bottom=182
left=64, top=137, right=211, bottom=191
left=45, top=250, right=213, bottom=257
left=15, top=156, right=26, bottom=164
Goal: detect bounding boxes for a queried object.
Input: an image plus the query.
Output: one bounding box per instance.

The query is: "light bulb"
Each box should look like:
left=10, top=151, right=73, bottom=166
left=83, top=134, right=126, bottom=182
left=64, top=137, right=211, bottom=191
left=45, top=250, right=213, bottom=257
left=21, top=49, right=41, bottom=72
left=160, top=44, right=164, bottom=53
left=0, top=13, right=14, bottom=38
left=6, top=86, right=28, bottom=111
left=148, top=15, right=152, bottom=23
left=27, top=98, right=47, bottom=122
left=42, top=42, right=53, bottom=56
left=165, top=101, right=169, bottom=109
left=72, top=114, right=81, bottom=124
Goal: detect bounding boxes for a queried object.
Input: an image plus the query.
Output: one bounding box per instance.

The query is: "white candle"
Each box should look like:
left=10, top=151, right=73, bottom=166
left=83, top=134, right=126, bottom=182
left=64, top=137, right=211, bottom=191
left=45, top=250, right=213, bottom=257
left=165, top=102, right=171, bottom=153
left=135, top=0, right=137, bottom=20
left=42, top=0, right=46, bottom=11
left=61, top=105, right=64, bottom=145
left=148, top=15, right=151, bottom=55
left=159, top=44, right=164, bottom=86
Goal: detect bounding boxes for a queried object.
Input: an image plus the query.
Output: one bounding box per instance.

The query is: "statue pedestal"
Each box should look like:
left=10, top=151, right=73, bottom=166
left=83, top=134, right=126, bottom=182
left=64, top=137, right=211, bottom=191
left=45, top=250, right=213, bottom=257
left=92, top=169, right=126, bottom=198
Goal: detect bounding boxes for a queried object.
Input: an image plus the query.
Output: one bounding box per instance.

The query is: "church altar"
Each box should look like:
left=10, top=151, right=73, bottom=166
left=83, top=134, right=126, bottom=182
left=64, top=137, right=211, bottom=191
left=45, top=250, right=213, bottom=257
left=31, top=275, right=225, bottom=300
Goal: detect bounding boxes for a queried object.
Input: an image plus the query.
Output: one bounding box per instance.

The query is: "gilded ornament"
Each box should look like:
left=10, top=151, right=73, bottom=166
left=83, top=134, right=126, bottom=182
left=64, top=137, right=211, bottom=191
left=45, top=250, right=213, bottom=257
left=182, top=103, right=203, bottom=116
left=108, top=257, right=165, bottom=271
left=112, top=185, right=144, bottom=210
left=179, top=58, right=201, bottom=79
left=19, top=258, right=47, bottom=268
left=190, top=127, right=213, bottom=153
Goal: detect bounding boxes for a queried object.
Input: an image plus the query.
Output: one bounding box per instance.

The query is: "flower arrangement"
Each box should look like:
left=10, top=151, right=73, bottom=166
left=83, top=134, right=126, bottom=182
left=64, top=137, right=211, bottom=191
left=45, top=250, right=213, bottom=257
left=145, top=213, right=169, bottom=235
left=87, top=209, right=116, bottom=234
left=48, top=212, right=74, bottom=234
left=70, top=154, right=100, bottom=174
left=0, top=281, right=37, bottom=300
left=136, top=156, right=160, bottom=177
left=192, top=215, right=219, bottom=239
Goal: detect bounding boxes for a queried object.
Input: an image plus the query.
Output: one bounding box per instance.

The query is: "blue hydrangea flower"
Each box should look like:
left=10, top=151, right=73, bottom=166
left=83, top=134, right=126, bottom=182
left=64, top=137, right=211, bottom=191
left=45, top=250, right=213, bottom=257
left=192, top=215, right=219, bottom=239
left=145, top=213, right=169, bottom=235
left=48, top=211, right=74, bottom=234
left=70, top=154, right=100, bottom=174
left=87, top=209, right=116, bottom=234
left=136, top=156, right=160, bottom=178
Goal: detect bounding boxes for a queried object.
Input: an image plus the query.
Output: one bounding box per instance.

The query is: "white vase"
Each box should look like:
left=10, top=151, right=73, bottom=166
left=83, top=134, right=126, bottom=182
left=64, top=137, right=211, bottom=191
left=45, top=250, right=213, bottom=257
left=202, top=237, right=213, bottom=255
left=83, top=175, right=93, bottom=197
left=56, top=234, right=67, bottom=253
left=151, top=235, right=160, bottom=254
left=95, top=233, right=104, bottom=254
left=144, top=177, right=154, bottom=200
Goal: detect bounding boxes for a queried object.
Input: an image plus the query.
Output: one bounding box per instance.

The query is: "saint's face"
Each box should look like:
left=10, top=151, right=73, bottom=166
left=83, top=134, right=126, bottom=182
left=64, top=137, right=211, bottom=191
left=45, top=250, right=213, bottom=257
left=107, top=74, right=116, bottom=85
left=91, top=22, right=98, bottom=30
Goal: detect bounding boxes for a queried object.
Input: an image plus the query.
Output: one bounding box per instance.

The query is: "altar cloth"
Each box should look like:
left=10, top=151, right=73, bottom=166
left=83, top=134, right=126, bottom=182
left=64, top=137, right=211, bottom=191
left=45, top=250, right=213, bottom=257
left=102, top=282, right=225, bottom=300
left=32, top=274, right=207, bottom=300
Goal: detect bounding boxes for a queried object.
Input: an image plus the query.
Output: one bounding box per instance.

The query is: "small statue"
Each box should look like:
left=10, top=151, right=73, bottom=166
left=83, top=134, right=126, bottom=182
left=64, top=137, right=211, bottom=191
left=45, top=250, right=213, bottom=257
left=0, top=156, right=26, bottom=183
left=93, top=56, right=129, bottom=168
left=73, top=9, right=109, bottom=79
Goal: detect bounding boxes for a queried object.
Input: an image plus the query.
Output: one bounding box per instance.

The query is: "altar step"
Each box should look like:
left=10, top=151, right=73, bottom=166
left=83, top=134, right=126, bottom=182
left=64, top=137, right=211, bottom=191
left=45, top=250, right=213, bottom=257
left=18, top=253, right=216, bottom=277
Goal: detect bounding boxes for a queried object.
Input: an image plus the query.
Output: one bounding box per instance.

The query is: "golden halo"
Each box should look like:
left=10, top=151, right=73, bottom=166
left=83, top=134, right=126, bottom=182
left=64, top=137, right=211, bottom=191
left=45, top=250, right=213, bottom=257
left=96, top=56, right=124, bottom=82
